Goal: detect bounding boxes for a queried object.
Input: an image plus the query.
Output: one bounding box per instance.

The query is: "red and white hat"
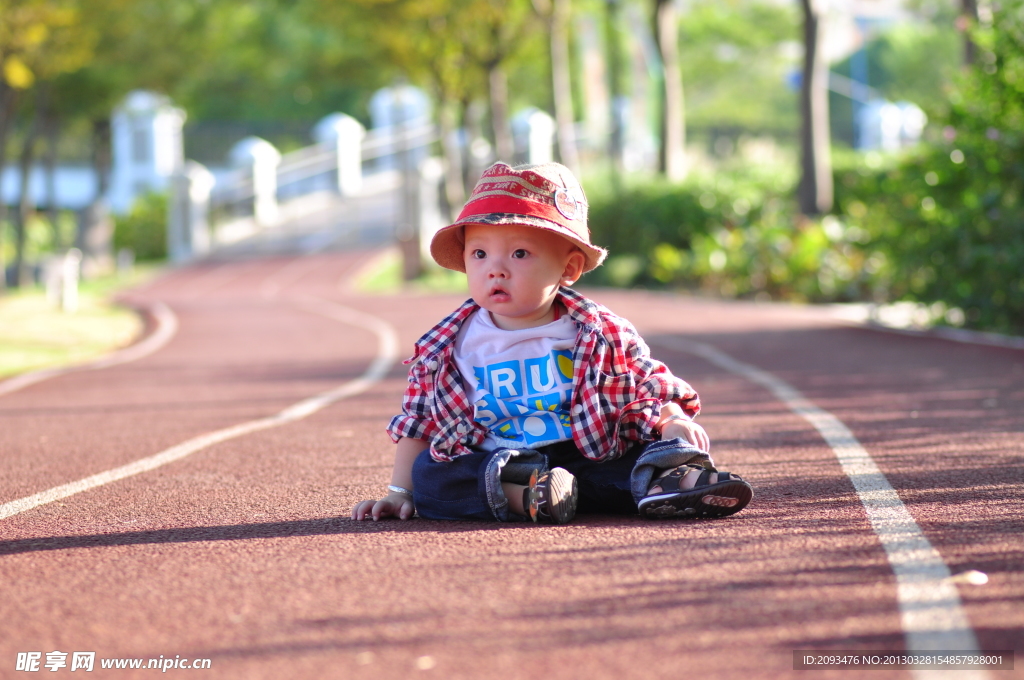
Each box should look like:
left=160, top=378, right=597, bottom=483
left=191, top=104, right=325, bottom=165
left=429, top=162, right=608, bottom=273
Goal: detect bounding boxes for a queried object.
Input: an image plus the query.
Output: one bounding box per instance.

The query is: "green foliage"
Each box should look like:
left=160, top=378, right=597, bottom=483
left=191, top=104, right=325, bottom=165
left=1, top=212, right=77, bottom=265
left=832, top=2, right=1024, bottom=335
left=174, top=0, right=386, bottom=123
left=0, top=0, right=99, bottom=90
left=113, top=191, right=167, bottom=261
left=584, top=2, right=1024, bottom=336
left=585, top=161, right=864, bottom=301
left=678, top=0, right=800, bottom=138
left=585, top=166, right=876, bottom=303
left=829, top=18, right=961, bottom=146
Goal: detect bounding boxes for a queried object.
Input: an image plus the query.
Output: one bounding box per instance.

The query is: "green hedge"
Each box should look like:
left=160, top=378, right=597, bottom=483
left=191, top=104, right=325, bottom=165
left=585, top=167, right=873, bottom=303
left=113, top=191, right=168, bottom=261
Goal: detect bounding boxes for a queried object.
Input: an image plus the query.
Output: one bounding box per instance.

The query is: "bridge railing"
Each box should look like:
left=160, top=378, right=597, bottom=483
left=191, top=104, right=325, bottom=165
left=169, top=112, right=557, bottom=265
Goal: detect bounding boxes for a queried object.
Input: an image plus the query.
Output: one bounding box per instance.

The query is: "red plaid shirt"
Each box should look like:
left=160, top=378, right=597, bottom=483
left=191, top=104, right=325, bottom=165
left=387, top=287, right=700, bottom=462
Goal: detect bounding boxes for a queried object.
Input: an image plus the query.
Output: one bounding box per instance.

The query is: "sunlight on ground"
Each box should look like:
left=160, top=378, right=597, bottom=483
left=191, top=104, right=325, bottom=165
left=0, top=265, right=161, bottom=379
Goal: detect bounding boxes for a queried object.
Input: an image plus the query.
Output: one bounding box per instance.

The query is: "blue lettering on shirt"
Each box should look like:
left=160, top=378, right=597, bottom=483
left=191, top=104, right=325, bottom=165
left=487, top=360, right=523, bottom=399
left=472, top=350, right=574, bottom=447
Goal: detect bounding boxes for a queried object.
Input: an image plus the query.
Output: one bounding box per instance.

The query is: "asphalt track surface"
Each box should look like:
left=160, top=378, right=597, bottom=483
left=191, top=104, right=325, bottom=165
left=1, top=248, right=1021, bottom=680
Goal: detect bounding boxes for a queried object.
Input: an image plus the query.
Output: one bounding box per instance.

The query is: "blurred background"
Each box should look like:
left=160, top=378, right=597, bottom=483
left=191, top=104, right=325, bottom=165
left=1, top=0, right=1020, bottom=339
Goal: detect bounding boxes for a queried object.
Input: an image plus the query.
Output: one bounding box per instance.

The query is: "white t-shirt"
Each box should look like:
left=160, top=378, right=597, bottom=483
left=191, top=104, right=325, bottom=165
left=454, top=308, right=577, bottom=451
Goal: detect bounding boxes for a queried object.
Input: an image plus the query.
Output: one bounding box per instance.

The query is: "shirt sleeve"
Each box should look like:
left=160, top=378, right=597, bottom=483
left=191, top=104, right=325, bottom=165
left=613, top=325, right=701, bottom=446
left=386, top=358, right=441, bottom=443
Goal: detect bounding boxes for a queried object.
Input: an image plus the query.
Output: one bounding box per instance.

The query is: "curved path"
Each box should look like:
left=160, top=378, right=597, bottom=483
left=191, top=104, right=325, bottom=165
left=1, top=250, right=1020, bottom=680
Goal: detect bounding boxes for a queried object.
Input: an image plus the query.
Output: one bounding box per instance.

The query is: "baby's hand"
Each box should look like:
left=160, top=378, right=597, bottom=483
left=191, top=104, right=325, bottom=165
left=351, top=492, right=415, bottom=521
left=660, top=419, right=710, bottom=453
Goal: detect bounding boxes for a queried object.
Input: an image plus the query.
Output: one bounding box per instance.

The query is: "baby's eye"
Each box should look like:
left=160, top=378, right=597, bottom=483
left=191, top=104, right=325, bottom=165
left=512, top=249, right=528, bottom=259
left=472, top=249, right=486, bottom=259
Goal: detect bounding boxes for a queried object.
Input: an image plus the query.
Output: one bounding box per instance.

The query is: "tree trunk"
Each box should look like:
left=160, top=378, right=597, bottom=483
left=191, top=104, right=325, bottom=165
left=43, top=109, right=60, bottom=249
left=14, top=105, right=45, bottom=288
left=605, top=0, right=625, bottom=177
left=92, top=118, right=112, bottom=199
left=488, top=63, right=514, bottom=162
left=654, top=0, right=686, bottom=181
left=960, top=0, right=979, bottom=66
left=437, top=100, right=465, bottom=220
left=797, top=0, right=833, bottom=217
left=550, top=0, right=579, bottom=173
left=0, top=81, right=21, bottom=291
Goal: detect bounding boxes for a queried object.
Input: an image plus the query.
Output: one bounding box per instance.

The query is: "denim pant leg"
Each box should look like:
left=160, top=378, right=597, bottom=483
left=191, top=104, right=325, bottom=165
left=411, top=447, right=527, bottom=522
left=544, top=438, right=711, bottom=513
left=544, top=441, right=639, bottom=515
left=628, top=437, right=712, bottom=505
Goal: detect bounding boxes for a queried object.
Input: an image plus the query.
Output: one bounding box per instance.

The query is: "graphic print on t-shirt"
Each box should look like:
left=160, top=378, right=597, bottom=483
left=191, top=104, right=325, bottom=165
left=470, top=349, right=575, bottom=447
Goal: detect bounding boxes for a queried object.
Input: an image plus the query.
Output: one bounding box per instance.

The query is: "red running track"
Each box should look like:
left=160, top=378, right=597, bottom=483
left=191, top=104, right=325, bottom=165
left=1, top=249, right=1020, bottom=680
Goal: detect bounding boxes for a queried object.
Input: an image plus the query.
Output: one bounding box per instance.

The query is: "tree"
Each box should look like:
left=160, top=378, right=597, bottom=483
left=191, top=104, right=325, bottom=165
left=959, top=0, right=979, bottom=65
left=604, top=0, right=626, bottom=177
left=797, top=0, right=832, bottom=216
left=653, top=0, right=685, bottom=180
left=0, top=0, right=99, bottom=287
left=534, top=0, right=579, bottom=173
left=677, top=1, right=798, bottom=141
left=310, top=0, right=541, bottom=201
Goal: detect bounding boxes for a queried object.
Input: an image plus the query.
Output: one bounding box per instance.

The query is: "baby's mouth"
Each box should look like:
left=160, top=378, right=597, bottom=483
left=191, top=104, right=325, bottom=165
left=489, top=286, right=510, bottom=301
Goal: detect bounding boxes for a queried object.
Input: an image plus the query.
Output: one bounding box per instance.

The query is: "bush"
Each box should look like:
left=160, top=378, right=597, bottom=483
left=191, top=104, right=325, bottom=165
left=113, top=191, right=167, bottom=261
left=583, top=2, right=1024, bottom=336
left=585, top=167, right=873, bottom=302
left=832, top=1, right=1024, bottom=334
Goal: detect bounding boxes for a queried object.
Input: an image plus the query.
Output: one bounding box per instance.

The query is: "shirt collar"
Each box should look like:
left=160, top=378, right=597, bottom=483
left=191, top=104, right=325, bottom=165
left=412, top=297, right=479, bottom=359
left=413, top=287, right=598, bottom=359
left=557, top=286, right=601, bottom=328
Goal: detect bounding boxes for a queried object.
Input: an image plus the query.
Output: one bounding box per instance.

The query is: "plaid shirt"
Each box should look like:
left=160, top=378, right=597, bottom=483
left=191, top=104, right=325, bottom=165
left=387, top=287, right=700, bottom=463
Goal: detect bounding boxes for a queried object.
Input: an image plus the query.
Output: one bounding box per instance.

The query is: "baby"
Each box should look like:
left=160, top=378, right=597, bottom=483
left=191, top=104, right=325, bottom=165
left=352, top=162, right=752, bottom=524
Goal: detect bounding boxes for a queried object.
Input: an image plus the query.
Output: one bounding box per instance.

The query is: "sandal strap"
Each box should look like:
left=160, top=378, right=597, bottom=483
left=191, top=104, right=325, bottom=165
left=696, top=468, right=713, bottom=487
left=648, top=463, right=734, bottom=495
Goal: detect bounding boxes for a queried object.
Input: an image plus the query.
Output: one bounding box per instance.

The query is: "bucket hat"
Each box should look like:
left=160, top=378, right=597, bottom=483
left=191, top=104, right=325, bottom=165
left=429, top=162, right=608, bottom=273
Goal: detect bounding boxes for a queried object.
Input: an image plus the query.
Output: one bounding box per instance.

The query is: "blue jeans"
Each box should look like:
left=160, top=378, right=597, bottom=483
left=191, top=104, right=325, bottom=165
left=411, top=438, right=709, bottom=521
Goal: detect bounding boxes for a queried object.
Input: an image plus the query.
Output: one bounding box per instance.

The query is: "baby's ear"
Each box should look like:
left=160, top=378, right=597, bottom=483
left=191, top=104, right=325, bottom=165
left=561, top=248, right=586, bottom=285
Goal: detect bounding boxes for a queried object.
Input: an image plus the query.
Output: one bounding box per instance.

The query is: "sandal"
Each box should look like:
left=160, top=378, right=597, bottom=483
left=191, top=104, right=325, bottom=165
left=638, top=462, right=752, bottom=519
left=524, top=467, right=578, bottom=525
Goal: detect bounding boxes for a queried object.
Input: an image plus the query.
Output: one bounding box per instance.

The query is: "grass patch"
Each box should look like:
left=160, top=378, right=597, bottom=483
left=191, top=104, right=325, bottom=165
left=0, top=264, right=162, bottom=379
left=354, top=248, right=468, bottom=296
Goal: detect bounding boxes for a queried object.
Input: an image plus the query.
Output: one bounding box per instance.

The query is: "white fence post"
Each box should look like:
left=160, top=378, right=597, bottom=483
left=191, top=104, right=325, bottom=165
left=417, top=157, right=445, bottom=265
left=108, top=90, right=186, bottom=214
left=314, top=113, right=365, bottom=196
left=61, top=249, right=82, bottom=312
left=43, top=248, right=82, bottom=312
left=168, top=161, right=215, bottom=263
left=229, top=137, right=281, bottom=227
left=512, top=108, right=555, bottom=165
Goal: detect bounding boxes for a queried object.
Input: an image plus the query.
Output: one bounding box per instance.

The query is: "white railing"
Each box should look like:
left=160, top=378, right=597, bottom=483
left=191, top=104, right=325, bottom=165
left=169, top=111, right=559, bottom=264
left=199, top=121, right=438, bottom=240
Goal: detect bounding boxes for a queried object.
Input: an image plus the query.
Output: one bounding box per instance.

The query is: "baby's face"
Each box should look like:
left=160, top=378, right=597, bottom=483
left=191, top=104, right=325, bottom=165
left=463, top=224, right=583, bottom=330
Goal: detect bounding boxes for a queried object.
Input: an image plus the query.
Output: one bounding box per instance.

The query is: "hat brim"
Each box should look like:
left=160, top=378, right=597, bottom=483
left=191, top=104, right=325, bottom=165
left=430, top=213, right=608, bottom=274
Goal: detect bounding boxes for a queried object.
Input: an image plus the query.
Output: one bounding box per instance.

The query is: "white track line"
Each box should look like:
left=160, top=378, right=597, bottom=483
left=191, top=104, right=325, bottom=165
left=0, top=300, right=179, bottom=398
left=653, top=338, right=989, bottom=680
left=0, top=297, right=398, bottom=521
